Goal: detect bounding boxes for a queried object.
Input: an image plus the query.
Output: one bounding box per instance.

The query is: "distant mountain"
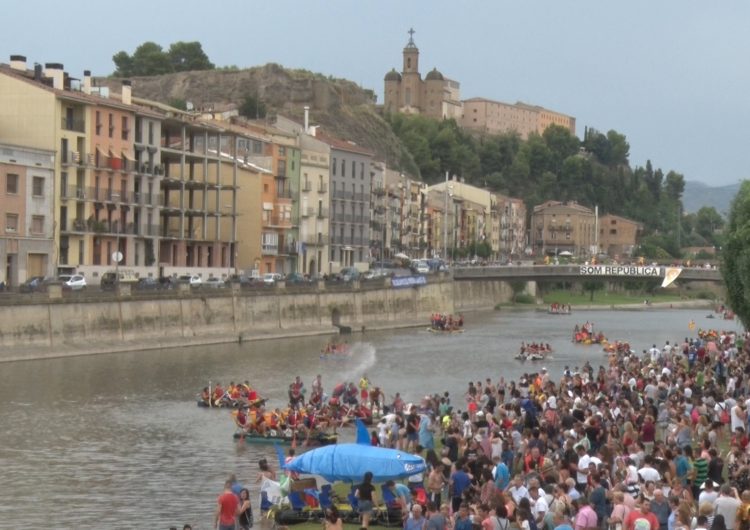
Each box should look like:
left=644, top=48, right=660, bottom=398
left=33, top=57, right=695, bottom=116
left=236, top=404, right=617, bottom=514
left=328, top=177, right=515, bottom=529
left=682, top=180, right=741, bottom=215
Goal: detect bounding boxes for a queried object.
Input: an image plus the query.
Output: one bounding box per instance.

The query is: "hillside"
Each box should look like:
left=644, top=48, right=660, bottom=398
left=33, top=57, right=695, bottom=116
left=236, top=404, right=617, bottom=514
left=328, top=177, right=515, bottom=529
left=97, top=64, right=418, bottom=174
left=682, top=180, right=740, bottom=215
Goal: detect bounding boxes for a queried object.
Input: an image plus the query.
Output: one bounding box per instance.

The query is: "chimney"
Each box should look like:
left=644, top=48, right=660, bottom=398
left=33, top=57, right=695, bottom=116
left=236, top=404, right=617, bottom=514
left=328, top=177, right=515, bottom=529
left=121, top=80, right=132, bottom=105
left=82, top=70, right=91, bottom=94
left=43, top=63, right=64, bottom=89
left=304, top=106, right=310, bottom=134
left=34, top=63, right=42, bottom=81
left=9, top=55, right=26, bottom=71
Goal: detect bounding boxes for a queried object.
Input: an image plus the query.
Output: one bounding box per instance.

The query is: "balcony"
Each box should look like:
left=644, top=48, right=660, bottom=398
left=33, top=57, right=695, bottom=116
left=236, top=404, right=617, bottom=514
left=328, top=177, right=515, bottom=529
left=302, top=182, right=312, bottom=193
left=318, top=182, right=328, bottom=194
left=302, top=234, right=328, bottom=246
left=261, top=244, right=278, bottom=255
left=353, top=192, right=365, bottom=202
left=316, top=208, right=328, bottom=219
left=333, top=190, right=352, bottom=200
left=276, top=189, right=293, bottom=199
left=61, top=117, right=85, bottom=133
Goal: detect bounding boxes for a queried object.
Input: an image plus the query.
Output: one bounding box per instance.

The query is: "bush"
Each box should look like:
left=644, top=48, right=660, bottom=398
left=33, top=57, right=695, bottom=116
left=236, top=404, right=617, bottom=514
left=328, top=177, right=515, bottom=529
left=693, top=290, right=716, bottom=300
left=514, top=294, right=536, bottom=304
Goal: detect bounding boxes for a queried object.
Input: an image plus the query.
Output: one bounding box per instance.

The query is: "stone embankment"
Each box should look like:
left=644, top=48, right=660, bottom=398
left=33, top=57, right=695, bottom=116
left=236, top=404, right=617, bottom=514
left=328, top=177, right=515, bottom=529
left=0, top=276, right=514, bottom=362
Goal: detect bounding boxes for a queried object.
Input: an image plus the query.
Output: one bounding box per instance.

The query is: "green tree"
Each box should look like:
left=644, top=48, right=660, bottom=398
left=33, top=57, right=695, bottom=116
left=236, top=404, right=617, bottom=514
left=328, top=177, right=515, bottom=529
left=722, top=181, right=750, bottom=326
left=112, top=40, right=215, bottom=77
left=167, top=41, right=214, bottom=72
left=695, top=206, right=724, bottom=243
left=582, top=279, right=605, bottom=301
left=239, top=94, right=267, bottom=119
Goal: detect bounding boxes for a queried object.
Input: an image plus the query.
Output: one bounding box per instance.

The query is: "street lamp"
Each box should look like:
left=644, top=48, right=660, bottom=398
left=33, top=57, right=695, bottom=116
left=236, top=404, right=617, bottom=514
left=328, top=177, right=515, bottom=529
left=110, top=193, right=122, bottom=285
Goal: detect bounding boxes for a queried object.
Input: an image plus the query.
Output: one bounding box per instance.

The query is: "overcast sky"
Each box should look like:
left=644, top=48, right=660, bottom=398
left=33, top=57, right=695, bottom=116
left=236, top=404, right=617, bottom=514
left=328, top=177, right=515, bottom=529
left=3, top=0, right=748, bottom=186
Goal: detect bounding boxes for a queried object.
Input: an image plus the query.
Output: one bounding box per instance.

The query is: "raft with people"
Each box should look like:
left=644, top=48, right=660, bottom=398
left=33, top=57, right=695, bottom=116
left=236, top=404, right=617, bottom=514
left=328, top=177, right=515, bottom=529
left=197, top=381, right=265, bottom=408
left=428, top=312, right=464, bottom=333
left=320, top=341, right=352, bottom=359
left=547, top=303, right=572, bottom=315
left=515, top=341, right=552, bottom=361
left=232, top=430, right=337, bottom=446
left=572, top=322, right=606, bottom=344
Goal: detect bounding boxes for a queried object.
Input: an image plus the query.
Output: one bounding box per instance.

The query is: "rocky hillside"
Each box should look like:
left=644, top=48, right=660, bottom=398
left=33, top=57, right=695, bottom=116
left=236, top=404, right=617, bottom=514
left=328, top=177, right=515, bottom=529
left=98, top=64, right=417, bottom=174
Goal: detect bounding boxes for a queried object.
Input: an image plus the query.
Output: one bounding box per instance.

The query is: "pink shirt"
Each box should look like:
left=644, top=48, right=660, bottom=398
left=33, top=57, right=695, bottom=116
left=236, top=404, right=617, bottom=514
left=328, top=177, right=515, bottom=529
left=575, top=506, right=598, bottom=530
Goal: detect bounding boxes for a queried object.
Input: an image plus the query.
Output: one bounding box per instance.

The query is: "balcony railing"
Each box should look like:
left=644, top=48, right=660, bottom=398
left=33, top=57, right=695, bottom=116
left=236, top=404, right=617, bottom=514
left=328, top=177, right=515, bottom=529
left=261, top=244, right=278, bottom=255
left=277, top=189, right=293, bottom=199
left=316, top=208, right=328, bottom=219
left=60, top=185, right=163, bottom=206
left=318, top=182, right=328, bottom=194
left=60, top=218, right=161, bottom=236
left=61, top=117, right=85, bottom=133
left=302, top=234, right=328, bottom=246
left=302, top=182, right=312, bottom=192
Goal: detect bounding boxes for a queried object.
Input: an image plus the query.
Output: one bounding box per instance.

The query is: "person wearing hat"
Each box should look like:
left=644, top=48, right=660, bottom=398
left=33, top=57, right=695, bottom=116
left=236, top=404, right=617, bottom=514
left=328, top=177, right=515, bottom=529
left=698, top=480, right=719, bottom=504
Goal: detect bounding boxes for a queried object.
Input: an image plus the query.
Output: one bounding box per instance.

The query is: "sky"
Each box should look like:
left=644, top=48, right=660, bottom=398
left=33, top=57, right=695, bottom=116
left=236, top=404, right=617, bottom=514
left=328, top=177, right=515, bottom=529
left=2, top=0, right=749, bottom=187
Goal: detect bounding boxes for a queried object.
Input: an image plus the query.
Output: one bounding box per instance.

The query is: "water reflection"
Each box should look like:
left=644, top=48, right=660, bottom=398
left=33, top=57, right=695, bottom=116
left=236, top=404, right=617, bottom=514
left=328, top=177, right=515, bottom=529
left=0, top=308, right=740, bottom=528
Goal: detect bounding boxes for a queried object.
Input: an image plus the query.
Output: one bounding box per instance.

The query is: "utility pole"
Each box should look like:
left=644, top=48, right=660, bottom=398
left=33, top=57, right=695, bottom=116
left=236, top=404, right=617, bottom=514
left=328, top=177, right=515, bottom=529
left=443, top=171, right=448, bottom=260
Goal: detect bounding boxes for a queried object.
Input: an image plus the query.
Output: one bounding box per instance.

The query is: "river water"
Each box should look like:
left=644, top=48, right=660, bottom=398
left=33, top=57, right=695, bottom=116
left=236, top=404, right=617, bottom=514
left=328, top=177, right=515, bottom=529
left=0, top=307, right=741, bottom=529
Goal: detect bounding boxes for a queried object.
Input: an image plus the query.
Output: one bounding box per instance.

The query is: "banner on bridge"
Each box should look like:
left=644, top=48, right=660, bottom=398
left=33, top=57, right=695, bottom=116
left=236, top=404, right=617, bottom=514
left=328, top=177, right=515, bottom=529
left=578, top=265, right=683, bottom=287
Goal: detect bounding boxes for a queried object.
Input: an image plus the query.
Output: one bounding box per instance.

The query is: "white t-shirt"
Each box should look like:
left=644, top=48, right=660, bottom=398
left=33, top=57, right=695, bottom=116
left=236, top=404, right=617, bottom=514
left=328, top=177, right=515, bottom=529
left=532, top=496, right=549, bottom=519
left=637, top=466, right=661, bottom=483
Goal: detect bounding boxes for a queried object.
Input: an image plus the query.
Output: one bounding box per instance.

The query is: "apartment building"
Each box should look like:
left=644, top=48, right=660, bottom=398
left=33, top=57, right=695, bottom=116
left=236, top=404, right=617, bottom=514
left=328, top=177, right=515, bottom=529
left=317, top=132, right=373, bottom=273
left=597, top=214, right=642, bottom=258
left=270, top=114, right=332, bottom=276
left=0, top=56, right=248, bottom=281
left=530, top=200, right=596, bottom=257
left=491, top=193, right=527, bottom=259
left=237, top=119, right=301, bottom=275
left=0, top=143, right=55, bottom=285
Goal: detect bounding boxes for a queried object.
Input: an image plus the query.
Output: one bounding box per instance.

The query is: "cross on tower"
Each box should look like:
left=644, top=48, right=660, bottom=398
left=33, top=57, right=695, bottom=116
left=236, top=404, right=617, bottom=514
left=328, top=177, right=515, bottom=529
left=407, top=27, right=416, bottom=45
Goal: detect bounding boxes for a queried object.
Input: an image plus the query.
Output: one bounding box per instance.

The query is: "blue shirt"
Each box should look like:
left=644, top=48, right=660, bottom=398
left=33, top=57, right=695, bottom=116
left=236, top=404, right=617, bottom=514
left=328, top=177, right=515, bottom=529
left=494, top=462, right=510, bottom=490
left=451, top=470, right=471, bottom=498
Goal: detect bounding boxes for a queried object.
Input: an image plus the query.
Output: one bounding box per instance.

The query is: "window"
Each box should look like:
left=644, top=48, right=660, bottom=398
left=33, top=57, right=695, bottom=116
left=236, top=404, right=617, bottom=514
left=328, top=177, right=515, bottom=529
left=31, top=215, right=44, bottom=234
left=32, top=176, right=44, bottom=197
left=6, top=173, right=19, bottom=194
left=108, top=113, right=114, bottom=138
left=332, top=158, right=337, bottom=176
left=278, top=146, right=286, bottom=156
left=5, top=213, right=18, bottom=232
left=360, top=162, right=364, bottom=179
left=96, top=111, right=102, bottom=135
left=341, top=159, right=346, bottom=177
left=351, top=161, right=355, bottom=178
left=121, top=117, right=129, bottom=140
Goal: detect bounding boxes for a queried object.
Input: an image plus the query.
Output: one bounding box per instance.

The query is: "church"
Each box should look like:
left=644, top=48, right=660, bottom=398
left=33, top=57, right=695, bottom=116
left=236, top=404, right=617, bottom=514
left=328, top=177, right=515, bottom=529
left=383, top=29, right=575, bottom=139
left=383, top=29, right=463, bottom=121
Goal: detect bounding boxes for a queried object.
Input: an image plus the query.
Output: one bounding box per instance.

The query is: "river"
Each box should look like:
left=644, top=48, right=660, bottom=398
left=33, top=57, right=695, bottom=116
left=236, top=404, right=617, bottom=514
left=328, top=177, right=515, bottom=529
left=0, top=307, right=740, bottom=529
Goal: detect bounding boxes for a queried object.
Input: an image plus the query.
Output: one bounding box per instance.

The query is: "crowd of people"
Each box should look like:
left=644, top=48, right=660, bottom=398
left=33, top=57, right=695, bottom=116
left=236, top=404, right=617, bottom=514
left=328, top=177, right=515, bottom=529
left=215, top=324, right=750, bottom=530
left=431, top=314, right=465, bottom=331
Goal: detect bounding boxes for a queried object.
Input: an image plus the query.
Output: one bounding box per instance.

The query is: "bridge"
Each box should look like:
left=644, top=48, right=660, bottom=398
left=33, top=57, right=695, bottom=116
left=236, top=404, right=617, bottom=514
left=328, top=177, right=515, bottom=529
left=451, top=264, right=723, bottom=283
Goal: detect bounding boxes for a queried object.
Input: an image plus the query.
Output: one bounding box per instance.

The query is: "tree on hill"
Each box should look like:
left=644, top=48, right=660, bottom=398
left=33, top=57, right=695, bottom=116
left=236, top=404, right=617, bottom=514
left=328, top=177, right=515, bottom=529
left=238, top=94, right=267, bottom=119
left=112, top=41, right=214, bottom=77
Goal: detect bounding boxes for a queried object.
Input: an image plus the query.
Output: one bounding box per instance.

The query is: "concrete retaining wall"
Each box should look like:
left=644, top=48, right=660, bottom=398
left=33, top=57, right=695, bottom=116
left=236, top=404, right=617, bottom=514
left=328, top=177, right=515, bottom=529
left=0, top=277, right=513, bottom=361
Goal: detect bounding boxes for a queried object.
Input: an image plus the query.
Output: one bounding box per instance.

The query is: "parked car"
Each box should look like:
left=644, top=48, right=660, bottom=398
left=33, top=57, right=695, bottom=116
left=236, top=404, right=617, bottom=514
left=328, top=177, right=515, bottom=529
left=411, top=260, right=430, bottom=275
left=262, top=273, right=282, bottom=285
left=19, top=276, right=50, bottom=293
left=59, top=274, right=87, bottom=291
left=285, top=272, right=310, bottom=284
left=203, top=277, right=226, bottom=289
left=227, top=275, right=255, bottom=287
left=100, top=269, right=138, bottom=290
left=337, top=267, right=361, bottom=282
left=135, top=277, right=161, bottom=290
left=177, top=274, right=202, bottom=287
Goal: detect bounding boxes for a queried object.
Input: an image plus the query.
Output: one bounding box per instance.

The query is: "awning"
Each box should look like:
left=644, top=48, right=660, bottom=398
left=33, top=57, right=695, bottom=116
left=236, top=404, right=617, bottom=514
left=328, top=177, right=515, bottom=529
left=262, top=202, right=273, bottom=211
left=121, top=151, right=135, bottom=161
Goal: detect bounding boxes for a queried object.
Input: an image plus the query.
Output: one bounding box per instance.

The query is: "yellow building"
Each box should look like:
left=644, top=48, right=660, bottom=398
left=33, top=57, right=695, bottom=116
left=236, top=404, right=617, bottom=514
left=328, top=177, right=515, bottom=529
left=597, top=214, right=642, bottom=258
left=462, top=98, right=575, bottom=139
left=530, top=201, right=595, bottom=258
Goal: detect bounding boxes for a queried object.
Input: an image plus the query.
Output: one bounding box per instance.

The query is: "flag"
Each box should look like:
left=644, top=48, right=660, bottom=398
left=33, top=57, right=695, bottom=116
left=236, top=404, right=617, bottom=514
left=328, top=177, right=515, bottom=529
left=661, top=267, right=682, bottom=288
